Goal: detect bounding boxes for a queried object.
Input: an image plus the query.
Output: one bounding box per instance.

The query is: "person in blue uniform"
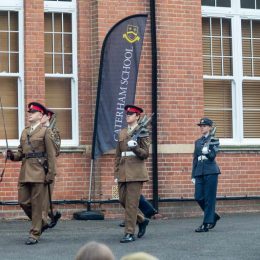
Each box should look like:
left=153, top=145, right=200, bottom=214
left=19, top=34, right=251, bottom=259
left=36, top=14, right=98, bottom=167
left=192, top=117, right=221, bottom=232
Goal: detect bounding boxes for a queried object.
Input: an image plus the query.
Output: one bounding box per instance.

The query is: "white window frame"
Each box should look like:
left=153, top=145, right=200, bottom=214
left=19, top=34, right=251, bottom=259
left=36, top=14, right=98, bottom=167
left=44, top=0, right=78, bottom=147
left=202, top=0, right=260, bottom=146
left=0, top=0, right=24, bottom=147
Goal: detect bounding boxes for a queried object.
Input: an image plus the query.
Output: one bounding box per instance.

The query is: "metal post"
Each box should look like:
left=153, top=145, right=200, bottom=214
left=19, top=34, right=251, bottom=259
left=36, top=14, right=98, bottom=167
left=150, top=0, right=159, bottom=211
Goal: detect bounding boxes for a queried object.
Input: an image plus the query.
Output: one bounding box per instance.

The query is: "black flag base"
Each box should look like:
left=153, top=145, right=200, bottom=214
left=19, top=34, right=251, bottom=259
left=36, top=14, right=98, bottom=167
left=73, top=210, right=104, bottom=220
left=73, top=202, right=104, bottom=220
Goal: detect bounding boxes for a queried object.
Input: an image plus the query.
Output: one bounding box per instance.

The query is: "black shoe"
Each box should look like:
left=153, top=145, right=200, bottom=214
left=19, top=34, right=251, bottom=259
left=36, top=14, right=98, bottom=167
left=48, top=211, right=62, bottom=228
left=54, top=211, right=62, bottom=222
left=41, top=224, right=49, bottom=233
left=119, top=221, right=125, bottom=227
left=137, top=218, right=149, bottom=238
left=48, top=211, right=62, bottom=223
left=195, top=224, right=209, bottom=232
left=120, top=233, right=135, bottom=243
left=25, top=237, right=38, bottom=245
left=208, top=214, right=221, bottom=229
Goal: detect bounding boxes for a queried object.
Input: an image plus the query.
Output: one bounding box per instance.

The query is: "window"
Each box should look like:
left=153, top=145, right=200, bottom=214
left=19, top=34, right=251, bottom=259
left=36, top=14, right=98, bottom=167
left=0, top=2, right=24, bottom=146
left=243, top=81, right=260, bottom=137
left=202, top=17, right=233, bottom=138
left=44, top=0, right=78, bottom=145
left=44, top=13, right=72, bottom=75
left=242, top=20, right=260, bottom=138
left=204, top=80, right=232, bottom=138
left=202, top=1, right=260, bottom=144
left=242, top=20, right=260, bottom=77
left=202, top=17, right=232, bottom=76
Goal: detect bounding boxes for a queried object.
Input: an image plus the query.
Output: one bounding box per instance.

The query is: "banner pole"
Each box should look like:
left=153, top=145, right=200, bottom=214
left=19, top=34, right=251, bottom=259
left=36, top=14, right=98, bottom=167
left=87, top=159, right=94, bottom=211
left=88, top=159, right=94, bottom=201
left=73, top=158, right=104, bottom=220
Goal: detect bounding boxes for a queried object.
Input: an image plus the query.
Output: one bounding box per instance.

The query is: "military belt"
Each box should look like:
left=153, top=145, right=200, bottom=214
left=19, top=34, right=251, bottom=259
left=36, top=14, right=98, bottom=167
left=198, top=155, right=208, bottom=161
left=121, top=151, right=135, bottom=157
left=24, top=152, right=46, bottom=159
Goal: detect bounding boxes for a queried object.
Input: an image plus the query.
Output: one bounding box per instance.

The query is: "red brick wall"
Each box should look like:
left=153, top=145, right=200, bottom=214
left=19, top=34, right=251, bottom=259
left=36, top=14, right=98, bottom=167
left=78, top=0, right=94, bottom=144
left=24, top=0, right=45, bottom=104
left=1, top=0, right=260, bottom=220
left=155, top=0, right=204, bottom=143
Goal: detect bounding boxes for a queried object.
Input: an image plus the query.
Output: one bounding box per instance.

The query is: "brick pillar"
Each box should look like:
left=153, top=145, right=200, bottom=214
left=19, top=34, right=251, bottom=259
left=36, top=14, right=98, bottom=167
left=24, top=0, right=45, bottom=106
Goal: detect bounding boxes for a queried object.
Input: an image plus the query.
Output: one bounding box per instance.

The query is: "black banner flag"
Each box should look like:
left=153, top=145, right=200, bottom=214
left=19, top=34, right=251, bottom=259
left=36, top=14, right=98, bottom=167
left=91, top=14, right=148, bottom=159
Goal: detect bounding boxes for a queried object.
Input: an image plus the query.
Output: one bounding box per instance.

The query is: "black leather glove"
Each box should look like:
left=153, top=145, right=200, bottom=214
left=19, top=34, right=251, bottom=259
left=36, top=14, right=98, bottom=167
left=44, top=174, right=53, bottom=184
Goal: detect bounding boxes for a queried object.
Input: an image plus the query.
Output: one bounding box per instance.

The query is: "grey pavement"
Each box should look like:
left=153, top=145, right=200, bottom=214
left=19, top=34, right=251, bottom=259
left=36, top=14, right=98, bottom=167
left=0, top=213, right=260, bottom=260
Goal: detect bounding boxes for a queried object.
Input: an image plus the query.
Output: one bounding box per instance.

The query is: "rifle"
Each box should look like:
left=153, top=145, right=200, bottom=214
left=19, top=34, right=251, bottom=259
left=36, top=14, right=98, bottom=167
left=48, top=113, right=61, bottom=156
left=129, top=113, right=154, bottom=141
left=210, top=126, right=217, bottom=138
left=203, top=126, right=217, bottom=150
left=49, top=113, right=56, bottom=129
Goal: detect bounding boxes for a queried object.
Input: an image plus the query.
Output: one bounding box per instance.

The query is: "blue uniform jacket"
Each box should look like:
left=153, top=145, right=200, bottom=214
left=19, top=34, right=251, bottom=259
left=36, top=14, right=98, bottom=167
left=192, top=135, right=221, bottom=178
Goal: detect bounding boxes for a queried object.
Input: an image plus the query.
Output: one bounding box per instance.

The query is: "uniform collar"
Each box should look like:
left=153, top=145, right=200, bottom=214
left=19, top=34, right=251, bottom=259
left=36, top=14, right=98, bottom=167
left=127, top=123, right=138, bottom=134
left=30, top=122, right=41, bottom=133
left=202, top=133, right=209, bottom=139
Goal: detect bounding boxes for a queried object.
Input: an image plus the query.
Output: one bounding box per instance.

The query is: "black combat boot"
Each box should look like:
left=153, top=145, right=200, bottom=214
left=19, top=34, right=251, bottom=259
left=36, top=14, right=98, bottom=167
left=137, top=218, right=149, bottom=238
left=195, top=224, right=209, bottom=232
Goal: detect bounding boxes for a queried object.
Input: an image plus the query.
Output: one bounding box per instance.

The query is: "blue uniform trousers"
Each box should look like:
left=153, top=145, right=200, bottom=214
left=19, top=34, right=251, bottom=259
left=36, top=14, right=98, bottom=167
left=194, top=174, right=218, bottom=224
left=139, top=194, right=156, bottom=218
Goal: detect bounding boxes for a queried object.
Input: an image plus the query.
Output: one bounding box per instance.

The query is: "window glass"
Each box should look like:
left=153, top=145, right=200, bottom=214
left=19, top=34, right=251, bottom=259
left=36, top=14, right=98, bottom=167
left=242, top=20, right=260, bottom=76
left=204, top=80, right=233, bottom=138
left=45, top=10, right=75, bottom=142
left=202, top=0, right=215, bottom=6
left=202, top=0, right=231, bottom=7
left=241, top=0, right=255, bottom=9
left=45, top=78, right=72, bottom=139
left=0, top=77, right=18, bottom=139
left=0, top=11, right=20, bottom=140
left=202, top=17, right=232, bottom=76
left=243, top=81, right=260, bottom=137
left=44, top=12, right=72, bottom=74
left=257, top=0, right=260, bottom=9
left=241, top=0, right=260, bottom=9
left=0, top=11, right=19, bottom=73
left=217, top=0, right=231, bottom=7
